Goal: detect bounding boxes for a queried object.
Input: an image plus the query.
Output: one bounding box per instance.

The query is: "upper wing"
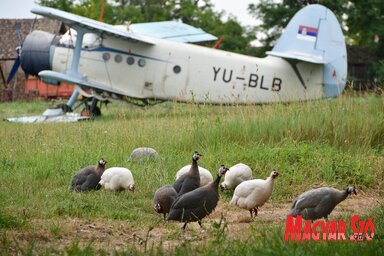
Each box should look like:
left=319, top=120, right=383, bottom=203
left=127, top=21, right=217, bottom=43
left=32, top=6, right=217, bottom=44
left=31, top=5, right=155, bottom=45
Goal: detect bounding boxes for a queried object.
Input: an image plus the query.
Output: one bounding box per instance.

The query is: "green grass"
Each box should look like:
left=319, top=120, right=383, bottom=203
left=0, top=93, right=383, bottom=255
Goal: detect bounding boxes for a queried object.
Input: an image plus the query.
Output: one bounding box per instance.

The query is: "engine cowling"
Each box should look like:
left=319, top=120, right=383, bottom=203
left=21, top=30, right=60, bottom=76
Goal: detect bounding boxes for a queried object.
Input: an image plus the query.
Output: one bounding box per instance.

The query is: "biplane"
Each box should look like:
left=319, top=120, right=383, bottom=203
left=7, top=4, right=347, bottom=122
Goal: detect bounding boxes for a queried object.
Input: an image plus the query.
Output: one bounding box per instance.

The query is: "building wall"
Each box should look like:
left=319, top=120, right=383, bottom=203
left=0, top=18, right=64, bottom=101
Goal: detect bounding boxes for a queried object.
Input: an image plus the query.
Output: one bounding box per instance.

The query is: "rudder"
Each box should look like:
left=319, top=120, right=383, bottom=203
left=267, top=4, right=347, bottom=97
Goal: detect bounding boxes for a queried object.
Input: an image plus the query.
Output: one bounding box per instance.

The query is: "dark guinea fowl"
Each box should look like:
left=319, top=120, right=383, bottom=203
left=289, top=186, right=357, bottom=221
left=172, top=151, right=202, bottom=195
left=153, top=185, right=178, bottom=220
left=167, top=165, right=229, bottom=229
left=71, top=159, right=107, bottom=191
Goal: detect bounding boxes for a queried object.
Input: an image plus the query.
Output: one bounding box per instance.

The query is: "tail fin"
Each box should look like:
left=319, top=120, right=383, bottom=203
left=267, top=4, right=347, bottom=97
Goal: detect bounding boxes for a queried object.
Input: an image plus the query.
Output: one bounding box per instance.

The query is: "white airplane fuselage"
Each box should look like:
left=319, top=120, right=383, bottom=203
left=52, top=35, right=324, bottom=104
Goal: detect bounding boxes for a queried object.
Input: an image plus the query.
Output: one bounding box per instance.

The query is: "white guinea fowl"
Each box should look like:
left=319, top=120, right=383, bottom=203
left=175, top=165, right=213, bottom=187
left=220, top=163, right=252, bottom=191
left=230, top=170, right=279, bottom=218
left=99, top=167, right=135, bottom=192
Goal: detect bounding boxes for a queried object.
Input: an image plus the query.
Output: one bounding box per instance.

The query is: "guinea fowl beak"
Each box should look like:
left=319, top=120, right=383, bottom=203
left=154, top=203, right=161, bottom=212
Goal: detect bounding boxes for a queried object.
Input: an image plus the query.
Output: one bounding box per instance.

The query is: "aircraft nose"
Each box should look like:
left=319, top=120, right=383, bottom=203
left=21, top=30, right=60, bottom=76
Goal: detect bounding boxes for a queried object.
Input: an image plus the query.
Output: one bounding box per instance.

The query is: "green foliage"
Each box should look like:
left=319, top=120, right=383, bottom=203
left=38, top=0, right=74, bottom=12
left=0, top=211, right=24, bottom=229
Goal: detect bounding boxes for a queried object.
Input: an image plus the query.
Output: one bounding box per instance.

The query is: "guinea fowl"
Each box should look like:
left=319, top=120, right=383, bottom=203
left=172, top=151, right=202, bottom=195
left=99, top=167, right=135, bottom=192
left=153, top=185, right=178, bottom=220
left=230, top=170, right=279, bottom=218
left=220, top=163, right=252, bottom=191
left=175, top=165, right=213, bottom=187
left=71, top=159, right=107, bottom=191
left=289, top=186, right=357, bottom=221
left=167, top=165, right=229, bottom=229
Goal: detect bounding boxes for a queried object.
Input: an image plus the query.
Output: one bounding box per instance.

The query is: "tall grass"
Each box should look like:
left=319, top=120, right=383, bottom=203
left=0, top=94, right=383, bottom=254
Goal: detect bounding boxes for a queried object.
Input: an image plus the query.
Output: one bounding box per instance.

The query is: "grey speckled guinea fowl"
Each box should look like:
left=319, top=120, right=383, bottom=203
left=167, top=165, right=229, bottom=229
left=289, top=186, right=357, bottom=220
left=70, top=159, right=107, bottom=191
left=172, top=151, right=202, bottom=195
left=153, top=185, right=178, bottom=220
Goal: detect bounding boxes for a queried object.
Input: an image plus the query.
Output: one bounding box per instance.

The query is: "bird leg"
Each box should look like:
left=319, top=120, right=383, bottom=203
left=198, top=221, right=202, bottom=228
left=182, top=222, right=188, bottom=230
left=249, top=208, right=258, bottom=219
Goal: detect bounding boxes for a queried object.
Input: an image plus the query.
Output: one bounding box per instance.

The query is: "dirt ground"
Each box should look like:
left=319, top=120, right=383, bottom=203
left=3, top=194, right=383, bottom=254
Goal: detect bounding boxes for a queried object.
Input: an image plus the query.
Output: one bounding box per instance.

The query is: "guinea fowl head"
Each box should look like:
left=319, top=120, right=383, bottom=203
left=128, top=184, right=135, bottom=192
left=271, top=170, right=279, bottom=179
left=218, top=165, right=229, bottom=176
left=346, top=186, right=357, bottom=195
left=192, top=151, right=202, bottom=161
left=220, top=183, right=228, bottom=191
left=98, top=159, right=107, bottom=167
left=154, top=202, right=162, bottom=213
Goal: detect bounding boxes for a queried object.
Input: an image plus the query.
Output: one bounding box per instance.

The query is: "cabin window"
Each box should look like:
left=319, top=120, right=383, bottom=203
left=138, top=59, right=146, bottom=67
left=173, top=65, right=181, bottom=74
left=127, top=56, right=135, bottom=65
left=102, top=52, right=110, bottom=61
left=115, top=54, right=122, bottom=63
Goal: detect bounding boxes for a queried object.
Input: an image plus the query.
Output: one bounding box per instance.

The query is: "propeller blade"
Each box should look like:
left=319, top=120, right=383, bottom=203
left=29, top=17, right=37, bottom=34
left=6, top=57, right=20, bottom=84
left=15, top=22, right=22, bottom=48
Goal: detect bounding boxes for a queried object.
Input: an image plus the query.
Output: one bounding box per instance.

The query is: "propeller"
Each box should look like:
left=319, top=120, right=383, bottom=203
left=6, top=22, right=23, bottom=85
left=6, top=17, right=37, bottom=86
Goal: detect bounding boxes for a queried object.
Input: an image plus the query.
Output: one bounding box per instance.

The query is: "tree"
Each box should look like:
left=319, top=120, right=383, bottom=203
left=38, top=0, right=74, bottom=12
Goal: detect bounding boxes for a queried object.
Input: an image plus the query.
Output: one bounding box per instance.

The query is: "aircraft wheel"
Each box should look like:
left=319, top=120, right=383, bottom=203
left=91, top=106, right=101, bottom=116
left=81, top=105, right=101, bottom=117
left=56, top=103, right=72, bottom=113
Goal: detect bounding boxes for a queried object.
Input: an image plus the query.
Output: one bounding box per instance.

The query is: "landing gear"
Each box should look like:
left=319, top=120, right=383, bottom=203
left=80, top=98, right=102, bottom=117
left=56, top=103, right=73, bottom=113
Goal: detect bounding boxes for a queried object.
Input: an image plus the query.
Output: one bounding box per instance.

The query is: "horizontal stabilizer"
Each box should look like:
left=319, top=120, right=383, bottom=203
left=266, top=50, right=326, bottom=64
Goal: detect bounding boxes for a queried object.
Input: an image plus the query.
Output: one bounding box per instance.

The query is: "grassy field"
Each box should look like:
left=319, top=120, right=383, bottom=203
left=0, top=93, right=383, bottom=255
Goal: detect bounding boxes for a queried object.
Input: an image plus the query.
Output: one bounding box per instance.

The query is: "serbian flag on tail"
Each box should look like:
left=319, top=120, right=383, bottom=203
left=297, top=25, right=318, bottom=42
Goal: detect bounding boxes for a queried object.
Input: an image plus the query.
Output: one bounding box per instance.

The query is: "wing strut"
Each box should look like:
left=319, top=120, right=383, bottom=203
left=65, top=28, right=85, bottom=109
left=69, top=28, right=85, bottom=77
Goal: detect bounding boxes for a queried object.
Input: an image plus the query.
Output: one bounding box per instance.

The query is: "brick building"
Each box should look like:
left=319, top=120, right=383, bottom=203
left=0, top=18, right=65, bottom=101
